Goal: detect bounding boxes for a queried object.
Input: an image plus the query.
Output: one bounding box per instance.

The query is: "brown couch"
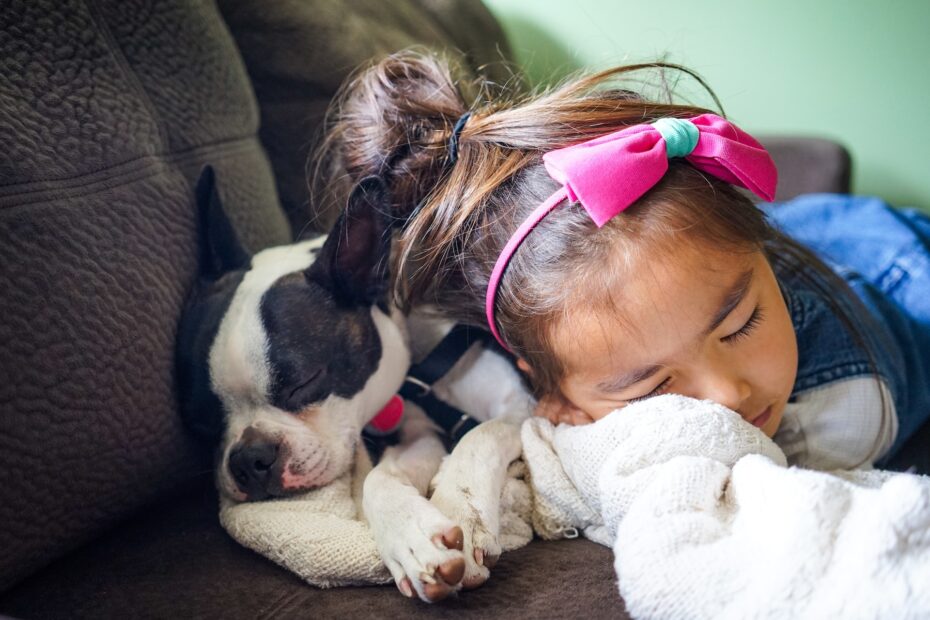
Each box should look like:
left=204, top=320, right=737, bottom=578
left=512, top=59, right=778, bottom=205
left=1, top=2, right=927, bottom=618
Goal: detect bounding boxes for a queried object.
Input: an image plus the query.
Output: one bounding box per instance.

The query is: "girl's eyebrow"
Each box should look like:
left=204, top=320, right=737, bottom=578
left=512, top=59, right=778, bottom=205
left=597, top=364, right=663, bottom=393
left=597, top=267, right=755, bottom=394
left=702, top=267, right=755, bottom=337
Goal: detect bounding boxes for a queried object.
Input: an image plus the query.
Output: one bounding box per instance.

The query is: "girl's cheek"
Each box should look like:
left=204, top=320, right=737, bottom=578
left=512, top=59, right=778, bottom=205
left=587, top=401, right=621, bottom=421
left=561, top=400, right=599, bottom=425
left=753, top=302, right=799, bottom=395
left=571, top=408, right=596, bottom=425
left=534, top=393, right=593, bottom=425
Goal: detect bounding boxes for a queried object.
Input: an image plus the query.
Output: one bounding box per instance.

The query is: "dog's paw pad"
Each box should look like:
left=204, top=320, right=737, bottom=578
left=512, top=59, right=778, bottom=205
left=437, top=556, right=465, bottom=585
left=422, top=580, right=454, bottom=602
left=432, top=526, right=464, bottom=551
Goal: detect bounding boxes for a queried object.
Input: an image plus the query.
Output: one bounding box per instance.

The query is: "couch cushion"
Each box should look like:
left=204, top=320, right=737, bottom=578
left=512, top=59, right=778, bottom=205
left=760, top=137, right=852, bottom=200
left=0, top=481, right=629, bottom=619
left=0, top=0, right=291, bottom=590
left=217, top=0, right=515, bottom=234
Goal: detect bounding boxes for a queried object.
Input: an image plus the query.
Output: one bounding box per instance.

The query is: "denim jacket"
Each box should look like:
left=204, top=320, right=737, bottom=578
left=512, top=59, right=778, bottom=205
left=765, top=195, right=930, bottom=460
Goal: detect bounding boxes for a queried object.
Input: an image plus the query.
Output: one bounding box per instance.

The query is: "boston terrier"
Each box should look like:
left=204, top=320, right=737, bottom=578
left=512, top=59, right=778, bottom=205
left=175, top=167, right=531, bottom=602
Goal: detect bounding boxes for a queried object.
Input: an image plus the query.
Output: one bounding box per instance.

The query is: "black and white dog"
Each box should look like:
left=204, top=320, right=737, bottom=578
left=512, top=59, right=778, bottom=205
left=176, top=168, right=531, bottom=602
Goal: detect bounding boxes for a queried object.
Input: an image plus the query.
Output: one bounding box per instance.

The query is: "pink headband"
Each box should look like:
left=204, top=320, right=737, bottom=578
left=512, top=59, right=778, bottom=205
left=484, top=113, right=778, bottom=350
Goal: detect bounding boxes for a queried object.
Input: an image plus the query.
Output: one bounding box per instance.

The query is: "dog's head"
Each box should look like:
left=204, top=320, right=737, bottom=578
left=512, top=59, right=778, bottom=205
left=176, top=167, right=408, bottom=501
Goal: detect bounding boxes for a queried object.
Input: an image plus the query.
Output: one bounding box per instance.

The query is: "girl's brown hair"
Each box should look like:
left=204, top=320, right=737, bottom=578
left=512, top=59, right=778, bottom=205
left=314, top=49, right=886, bottom=399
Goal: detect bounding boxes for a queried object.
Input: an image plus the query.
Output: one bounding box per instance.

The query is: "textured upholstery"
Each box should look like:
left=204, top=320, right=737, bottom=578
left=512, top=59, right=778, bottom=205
left=0, top=480, right=628, bottom=619
left=217, top=0, right=514, bottom=234
left=0, top=0, right=291, bottom=591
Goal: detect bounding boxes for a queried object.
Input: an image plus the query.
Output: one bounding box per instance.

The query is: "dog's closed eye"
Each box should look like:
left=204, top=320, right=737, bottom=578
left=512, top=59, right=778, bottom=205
left=284, top=368, right=328, bottom=412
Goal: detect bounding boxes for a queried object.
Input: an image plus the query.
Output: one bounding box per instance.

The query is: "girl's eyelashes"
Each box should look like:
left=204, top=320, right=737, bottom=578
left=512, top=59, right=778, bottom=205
left=620, top=305, right=764, bottom=404
left=626, top=376, right=672, bottom=403
left=722, top=305, right=765, bottom=344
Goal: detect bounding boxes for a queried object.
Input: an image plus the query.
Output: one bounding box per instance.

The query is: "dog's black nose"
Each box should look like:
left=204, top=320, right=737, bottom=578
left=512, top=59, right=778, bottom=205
left=228, top=441, right=279, bottom=498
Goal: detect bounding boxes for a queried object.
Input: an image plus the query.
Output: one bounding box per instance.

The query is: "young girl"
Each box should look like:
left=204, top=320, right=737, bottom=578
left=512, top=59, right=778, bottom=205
left=317, top=51, right=930, bottom=471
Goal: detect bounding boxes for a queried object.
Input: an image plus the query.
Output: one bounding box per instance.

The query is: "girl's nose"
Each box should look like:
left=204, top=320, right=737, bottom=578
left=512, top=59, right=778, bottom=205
left=698, top=363, right=751, bottom=414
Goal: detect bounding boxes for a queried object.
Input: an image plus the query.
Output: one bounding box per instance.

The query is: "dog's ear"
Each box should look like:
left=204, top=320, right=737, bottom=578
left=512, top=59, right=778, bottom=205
left=195, top=165, right=251, bottom=280
left=307, top=176, right=392, bottom=306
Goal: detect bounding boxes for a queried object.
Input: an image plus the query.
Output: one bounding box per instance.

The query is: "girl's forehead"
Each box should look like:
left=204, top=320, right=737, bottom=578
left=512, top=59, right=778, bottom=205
left=552, top=243, right=761, bottom=371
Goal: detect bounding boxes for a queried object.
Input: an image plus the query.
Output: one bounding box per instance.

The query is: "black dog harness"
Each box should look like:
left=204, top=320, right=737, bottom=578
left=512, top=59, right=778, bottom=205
left=400, top=324, right=489, bottom=445
left=362, top=325, right=507, bottom=459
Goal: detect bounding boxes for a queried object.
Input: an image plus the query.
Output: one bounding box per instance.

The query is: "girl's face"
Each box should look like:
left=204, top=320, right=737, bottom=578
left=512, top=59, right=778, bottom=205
left=545, top=243, right=798, bottom=438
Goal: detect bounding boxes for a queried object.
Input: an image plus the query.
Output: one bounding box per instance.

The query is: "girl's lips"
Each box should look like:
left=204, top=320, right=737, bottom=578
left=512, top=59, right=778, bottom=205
left=750, top=406, right=772, bottom=428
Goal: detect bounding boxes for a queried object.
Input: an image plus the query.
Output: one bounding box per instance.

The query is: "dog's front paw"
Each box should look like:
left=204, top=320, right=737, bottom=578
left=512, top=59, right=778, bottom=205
left=430, top=484, right=501, bottom=589
left=427, top=419, right=524, bottom=590
left=397, top=524, right=466, bottom=602
left=372, top=493, right=467, bottom=602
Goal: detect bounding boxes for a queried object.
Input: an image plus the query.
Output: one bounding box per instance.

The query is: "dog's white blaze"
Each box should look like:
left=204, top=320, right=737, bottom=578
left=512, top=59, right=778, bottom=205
left=209, top=239, right=323, bottom=412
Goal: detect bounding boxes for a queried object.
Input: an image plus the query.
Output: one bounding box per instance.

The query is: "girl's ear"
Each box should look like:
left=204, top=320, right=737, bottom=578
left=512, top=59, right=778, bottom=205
left=517, top=358, right=533, bottom=376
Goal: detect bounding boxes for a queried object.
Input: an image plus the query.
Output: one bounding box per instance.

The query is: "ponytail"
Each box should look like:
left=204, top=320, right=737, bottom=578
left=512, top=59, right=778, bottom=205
left=311, top=49, right=487, bottom=226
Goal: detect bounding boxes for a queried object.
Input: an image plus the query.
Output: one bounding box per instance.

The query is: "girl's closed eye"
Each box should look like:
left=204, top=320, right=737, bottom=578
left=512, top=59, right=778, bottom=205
left=722, top=306, right=765, bottom=344
left=627, top=376, right=673, bottom=403
left=626, top=306, right=766, bottom=404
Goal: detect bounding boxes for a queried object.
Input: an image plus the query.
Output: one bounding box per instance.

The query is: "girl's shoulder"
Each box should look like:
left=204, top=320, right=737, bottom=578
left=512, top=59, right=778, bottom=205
left=763, top=193, right=930, bottom=287
left=776, top=269, right=888, bottom=395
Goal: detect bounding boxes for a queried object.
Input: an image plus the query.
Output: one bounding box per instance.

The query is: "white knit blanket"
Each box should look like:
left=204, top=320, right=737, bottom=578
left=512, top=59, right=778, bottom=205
left=219, top=457, right=391, bottom=588
left=219, top=446, right=533, bottom=588
left=521, top=394, right=930, bottom=620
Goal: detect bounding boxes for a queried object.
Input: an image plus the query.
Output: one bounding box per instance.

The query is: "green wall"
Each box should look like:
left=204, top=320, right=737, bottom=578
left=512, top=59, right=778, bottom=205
left=484, top=0, right=930, bottom=210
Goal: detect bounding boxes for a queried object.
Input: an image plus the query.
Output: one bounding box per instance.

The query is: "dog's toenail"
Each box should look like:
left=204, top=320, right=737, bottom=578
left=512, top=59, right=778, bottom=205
left=399, top=578, right=414, bottom=598
left=474, top=548, right=484, bottom=565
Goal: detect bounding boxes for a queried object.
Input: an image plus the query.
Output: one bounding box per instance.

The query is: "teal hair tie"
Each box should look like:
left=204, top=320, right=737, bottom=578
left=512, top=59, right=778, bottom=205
left=652, top=117, right=699, bottom=158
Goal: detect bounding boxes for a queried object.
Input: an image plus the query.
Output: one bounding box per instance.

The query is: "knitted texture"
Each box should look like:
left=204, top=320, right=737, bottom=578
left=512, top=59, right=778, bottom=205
left=219, top=446, right=533, bottom=587
left=220, top=471, right=391, bottom=588
left=521, top=394, right=930, bottom=619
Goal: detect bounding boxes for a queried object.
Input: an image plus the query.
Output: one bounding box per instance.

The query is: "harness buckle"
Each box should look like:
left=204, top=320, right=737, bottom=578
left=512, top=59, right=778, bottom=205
left=404, top=375, right=432, bottom=397
left=448, top=413, right=472, bottom=440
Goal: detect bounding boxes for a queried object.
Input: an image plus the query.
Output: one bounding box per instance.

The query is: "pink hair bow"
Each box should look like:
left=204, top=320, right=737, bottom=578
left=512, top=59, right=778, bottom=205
left=544, top=113, right=777, bottom=226
left=486, top=113, right=778, bottom=349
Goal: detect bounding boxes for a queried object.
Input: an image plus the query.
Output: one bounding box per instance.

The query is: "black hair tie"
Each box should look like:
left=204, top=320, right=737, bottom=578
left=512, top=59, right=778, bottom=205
left=447, top=112, right=472, bottom=165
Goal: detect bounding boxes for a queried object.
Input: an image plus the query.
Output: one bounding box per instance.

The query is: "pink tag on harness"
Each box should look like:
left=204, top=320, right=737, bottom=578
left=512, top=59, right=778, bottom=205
left=367, top=395, right=404, bottom=434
